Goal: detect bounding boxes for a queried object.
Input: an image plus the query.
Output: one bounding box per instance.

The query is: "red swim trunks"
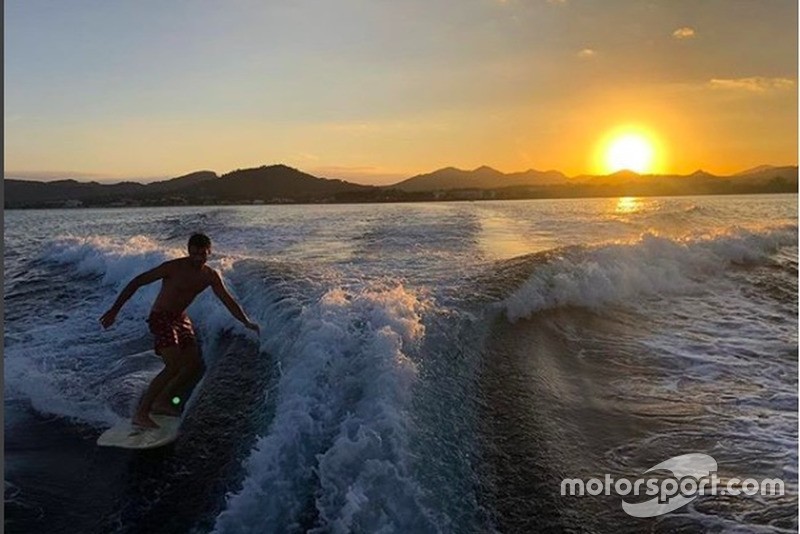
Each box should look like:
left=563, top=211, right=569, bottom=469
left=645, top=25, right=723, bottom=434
left=147, top=310, right=196, bottom=353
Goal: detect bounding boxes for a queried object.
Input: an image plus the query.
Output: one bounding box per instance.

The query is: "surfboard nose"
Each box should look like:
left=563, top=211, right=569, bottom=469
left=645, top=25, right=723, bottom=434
left=97, top=415, right=181, bottom=449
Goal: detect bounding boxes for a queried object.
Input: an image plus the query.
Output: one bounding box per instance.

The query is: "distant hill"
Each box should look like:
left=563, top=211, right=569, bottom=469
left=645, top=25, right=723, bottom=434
left=4, top=165, right=372, bottom=208
left=389, top=164, right=796, bottom=196
left=392, top=166, right=568, bottom=192
left=4, top=170, right=217, bottom=207
left=731, top=165, right=798, bottom=181
left=145, top=171, right=218, bottom=193
left=734, top=165, right=781, bottom=176
left=4, top=178, right=146, bottom=206
left=563, top=166, right=798, bottom=197
left=4, top=164, right=797, bottom=208
left=193, top=165, right=371, bottom=202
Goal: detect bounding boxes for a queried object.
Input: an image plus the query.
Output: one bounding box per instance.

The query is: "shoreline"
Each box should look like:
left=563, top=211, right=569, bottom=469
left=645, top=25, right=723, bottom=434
left=5, top=189, right=798, bottom=211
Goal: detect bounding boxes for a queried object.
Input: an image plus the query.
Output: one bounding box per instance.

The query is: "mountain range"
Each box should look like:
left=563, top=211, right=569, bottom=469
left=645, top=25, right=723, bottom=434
left=4, top=164, right=797, bottom=208
left=392, top=166, right=570, bottom=192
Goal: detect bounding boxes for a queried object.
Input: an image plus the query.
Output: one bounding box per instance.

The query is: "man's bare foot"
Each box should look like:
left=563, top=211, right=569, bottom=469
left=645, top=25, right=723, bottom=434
left=132, top=413, right=160, bottom=429
left=150, top=403, right=181, bottom=417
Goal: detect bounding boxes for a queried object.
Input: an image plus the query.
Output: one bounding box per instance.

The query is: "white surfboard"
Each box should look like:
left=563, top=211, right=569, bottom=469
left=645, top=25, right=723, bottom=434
left=97, top=414, right=181, bottom=449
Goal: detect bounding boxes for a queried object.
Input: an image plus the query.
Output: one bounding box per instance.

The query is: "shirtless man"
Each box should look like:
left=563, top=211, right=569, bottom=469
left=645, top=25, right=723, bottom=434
left=99, top=233, right=259, bottom=428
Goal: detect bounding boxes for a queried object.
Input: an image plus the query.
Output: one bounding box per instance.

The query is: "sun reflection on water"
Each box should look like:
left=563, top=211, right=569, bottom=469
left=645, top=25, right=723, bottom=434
left=615, top=196, right=643, bottom=214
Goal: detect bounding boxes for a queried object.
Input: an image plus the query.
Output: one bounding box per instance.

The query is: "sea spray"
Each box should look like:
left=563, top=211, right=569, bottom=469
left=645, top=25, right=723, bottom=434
left=213, top=284, right=439, bottom=533
left=502, top=225, right=797, bottom=322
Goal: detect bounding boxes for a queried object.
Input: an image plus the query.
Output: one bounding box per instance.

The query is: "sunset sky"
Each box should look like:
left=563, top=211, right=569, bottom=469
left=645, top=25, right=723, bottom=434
left=5, top=0, right=798, bottom=185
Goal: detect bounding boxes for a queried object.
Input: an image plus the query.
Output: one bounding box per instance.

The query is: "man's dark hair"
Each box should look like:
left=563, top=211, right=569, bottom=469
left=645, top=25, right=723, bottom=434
left=188, top=233, right=211, bottom=249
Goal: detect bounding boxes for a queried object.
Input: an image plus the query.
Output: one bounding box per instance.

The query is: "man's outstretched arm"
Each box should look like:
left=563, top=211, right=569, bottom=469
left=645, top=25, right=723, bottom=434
left=211, top=271, right=260, bottom=333
left=100, top=262, right=172, bottom=328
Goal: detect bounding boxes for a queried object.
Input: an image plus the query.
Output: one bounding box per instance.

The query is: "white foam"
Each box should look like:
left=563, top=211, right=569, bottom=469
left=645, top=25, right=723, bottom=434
left=43, top=234, right=183, bottom=287
left=502, top=225, right=797, bottom=322
left=4, top=235, right=262, bottom=427
left=213, top=284, right=439, bottom=533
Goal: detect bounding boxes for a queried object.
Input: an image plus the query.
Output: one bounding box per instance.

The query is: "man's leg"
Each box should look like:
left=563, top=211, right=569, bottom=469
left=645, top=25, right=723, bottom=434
left=132, top=347, right=180, bottom=428
left=151, top=344, right=205, bottom=416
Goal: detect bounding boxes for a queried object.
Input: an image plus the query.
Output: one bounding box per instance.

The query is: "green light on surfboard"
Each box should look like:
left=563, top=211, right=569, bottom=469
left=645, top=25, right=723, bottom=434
left=172, top=396, right=181, bottom=405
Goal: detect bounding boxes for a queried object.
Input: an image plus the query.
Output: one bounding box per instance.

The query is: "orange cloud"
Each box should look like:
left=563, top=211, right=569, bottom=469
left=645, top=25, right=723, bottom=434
left=709, top=77, right=795, bottom=93
left=672, top=27, right=696, bottom=39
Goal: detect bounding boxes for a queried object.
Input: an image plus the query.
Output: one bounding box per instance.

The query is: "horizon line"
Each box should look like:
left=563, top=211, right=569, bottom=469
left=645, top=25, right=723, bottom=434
left=5, top=162, right=798, bottom=186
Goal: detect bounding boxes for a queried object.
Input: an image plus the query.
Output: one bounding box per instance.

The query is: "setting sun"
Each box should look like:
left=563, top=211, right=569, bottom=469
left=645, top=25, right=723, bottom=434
left=595, top=127, right=664, bottom=175
left=606, top=135, right=653, bottom=173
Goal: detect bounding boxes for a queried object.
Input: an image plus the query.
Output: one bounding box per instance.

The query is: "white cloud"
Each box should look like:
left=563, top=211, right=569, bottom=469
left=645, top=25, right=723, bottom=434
left=577, top=48, right=597, bottom=59
left=672, top=27, right=696, bottom=40
left=709, top=77, right=795, bottom=93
